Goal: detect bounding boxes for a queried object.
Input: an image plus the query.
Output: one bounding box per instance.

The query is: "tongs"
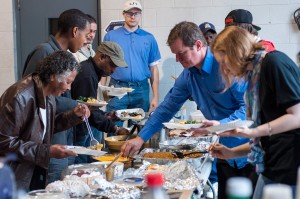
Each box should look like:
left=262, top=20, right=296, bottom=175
left=172, top=151, right=205, bottom=159
left=84, top=117, right=100, bottom=146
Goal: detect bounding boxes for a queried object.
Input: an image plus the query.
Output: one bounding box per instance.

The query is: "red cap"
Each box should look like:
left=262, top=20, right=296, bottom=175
left=145, top=173, right=165, bottom=187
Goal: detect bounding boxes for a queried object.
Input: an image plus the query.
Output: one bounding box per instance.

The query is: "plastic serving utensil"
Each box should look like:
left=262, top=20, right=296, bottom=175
left=106, top=152, right=122, bottom=170
left=171, top=151, right=205, bottom=159
left=84, top=117, right=100, bottom=146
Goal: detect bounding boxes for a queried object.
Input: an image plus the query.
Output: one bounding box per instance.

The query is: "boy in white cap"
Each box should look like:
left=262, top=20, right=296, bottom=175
left=103, top=0, right=161, bottom=119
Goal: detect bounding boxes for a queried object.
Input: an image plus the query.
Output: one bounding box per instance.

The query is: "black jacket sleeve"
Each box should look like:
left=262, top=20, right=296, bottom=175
left=71, top=61, right=116, bottom=137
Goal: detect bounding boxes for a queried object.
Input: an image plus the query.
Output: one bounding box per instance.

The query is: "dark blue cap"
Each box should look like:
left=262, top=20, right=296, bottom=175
left=199, top=22, right=217, bottom=34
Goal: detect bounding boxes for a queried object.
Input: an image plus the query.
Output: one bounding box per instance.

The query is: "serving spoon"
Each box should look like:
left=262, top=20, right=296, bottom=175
left=171, top=151, right=206, bottom=159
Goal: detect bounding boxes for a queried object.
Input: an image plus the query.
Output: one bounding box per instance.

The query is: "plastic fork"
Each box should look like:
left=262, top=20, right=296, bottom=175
left=84, top=117, right=100, bottom=146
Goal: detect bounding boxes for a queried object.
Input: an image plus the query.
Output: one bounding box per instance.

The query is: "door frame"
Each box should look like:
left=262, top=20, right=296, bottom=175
left=15, top=0, right=101, bottom=80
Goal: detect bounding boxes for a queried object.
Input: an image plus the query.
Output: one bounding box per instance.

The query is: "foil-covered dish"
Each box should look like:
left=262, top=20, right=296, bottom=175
left=168, top=135, right=213, bottom=142
left=121, top=160, right=203, bottom=193
left=159, top=138, right=198, bottom=150
left=84, top=180, right=140, bottom=199
left=164, top=161, right=203, bottom=191
left=161, top=136, right=212, bottom=151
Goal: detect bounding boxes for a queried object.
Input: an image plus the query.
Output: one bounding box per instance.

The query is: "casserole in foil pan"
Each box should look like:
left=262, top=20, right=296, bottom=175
left=135, top=148, right=207, bottom=169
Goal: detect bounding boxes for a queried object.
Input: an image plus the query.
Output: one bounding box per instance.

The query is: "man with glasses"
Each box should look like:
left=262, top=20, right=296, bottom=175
left=103, top=0, right=161, bottom=117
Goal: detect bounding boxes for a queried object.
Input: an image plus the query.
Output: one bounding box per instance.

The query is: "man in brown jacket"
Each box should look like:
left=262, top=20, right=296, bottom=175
left=0, top=51, right=90, bottom=191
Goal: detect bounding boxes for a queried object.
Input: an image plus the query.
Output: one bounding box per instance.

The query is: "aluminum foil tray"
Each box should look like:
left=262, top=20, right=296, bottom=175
left=159, top=137, right=212, bottom=151
left=135, top=148, right=206, bottom=169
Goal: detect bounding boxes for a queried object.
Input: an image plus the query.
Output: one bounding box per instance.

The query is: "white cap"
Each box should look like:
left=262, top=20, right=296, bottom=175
left=226, top=177, right=252, bottom=197
left=263, top=184, right=293, bottom=199
left=124, top=0, right=142, bottom=12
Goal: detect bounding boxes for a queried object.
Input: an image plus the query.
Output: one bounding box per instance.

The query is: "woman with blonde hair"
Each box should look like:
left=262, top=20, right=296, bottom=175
left=210, top=26, right=300, bottom=198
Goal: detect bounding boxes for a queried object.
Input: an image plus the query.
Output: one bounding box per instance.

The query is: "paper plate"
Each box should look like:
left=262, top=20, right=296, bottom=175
left=116, top=108, right=145, bottom=121
left=205, top=120, right=254, bottom=134
left=99, top=85, right=134, bottom=97
left=163, top=122, right=203, bottom=130
left=66, top=146, right=107, bottom=156
left=76, top=100, right=107, bottom=107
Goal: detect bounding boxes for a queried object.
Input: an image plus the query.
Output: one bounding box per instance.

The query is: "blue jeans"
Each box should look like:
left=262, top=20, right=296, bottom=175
left=74, top=126, right=102, bottom=164
left=107, top=78, right=150, bottom=112
left=209, top=158, right=218, bottom=184
left=48, top=129, right=75, bottom=183
left=253, top=174, right=296, bottom=199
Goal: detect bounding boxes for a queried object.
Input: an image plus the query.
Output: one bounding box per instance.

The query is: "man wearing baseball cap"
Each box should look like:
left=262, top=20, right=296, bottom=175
left=71, top=41, right=129, bottom=163
left=199, top=22, right=217, bottom=46
left=215, top=8, right=275, bottom=199
left=225, top=9, right=261, bottom=31
left=103, top=0, right=161, bottom=117
left=225, top=9, right=275, bottom=52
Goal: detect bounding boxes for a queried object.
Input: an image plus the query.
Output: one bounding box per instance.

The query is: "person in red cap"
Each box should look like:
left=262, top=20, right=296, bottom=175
left=225, top=9, right=275, bottom=52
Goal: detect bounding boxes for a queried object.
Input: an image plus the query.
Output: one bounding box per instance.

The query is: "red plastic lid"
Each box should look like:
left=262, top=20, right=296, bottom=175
left=145, top=173, right=165, bottom=187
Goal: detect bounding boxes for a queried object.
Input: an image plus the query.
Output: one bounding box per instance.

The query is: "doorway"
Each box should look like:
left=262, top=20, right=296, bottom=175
left=15, top=0, right=100, bottom=79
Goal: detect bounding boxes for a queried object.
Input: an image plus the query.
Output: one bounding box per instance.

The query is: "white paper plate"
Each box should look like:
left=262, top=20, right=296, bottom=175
left=99, top=85, right=134, bottom=97
left=116, top=108, right=145, bottom=121
left=163, top=122, right=203, bottom=130
left=205, top=120, right=254, bottom=134
left=66, top=146, right=107, bottom=156
left=76, top=100, right=108, bottom=107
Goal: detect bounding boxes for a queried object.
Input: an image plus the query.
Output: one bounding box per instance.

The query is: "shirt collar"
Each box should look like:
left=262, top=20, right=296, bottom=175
left=122, top=26, right=142, bottom=35
left=89, top=57, right=105, bottom=81
left=189, top=47, right=214, bottom=76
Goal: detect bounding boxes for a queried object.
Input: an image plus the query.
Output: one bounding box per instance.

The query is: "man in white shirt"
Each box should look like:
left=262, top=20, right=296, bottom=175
left=73, top=14, right=97, bottom=62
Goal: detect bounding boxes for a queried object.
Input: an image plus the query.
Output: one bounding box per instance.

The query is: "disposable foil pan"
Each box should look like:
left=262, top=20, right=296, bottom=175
left=135, top=148, right=206, bottom=169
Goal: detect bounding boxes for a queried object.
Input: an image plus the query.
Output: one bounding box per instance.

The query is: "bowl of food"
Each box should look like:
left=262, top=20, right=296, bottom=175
left=104, top=135, right=148, bottom=152
left=104, top=135, right=128, bottom=152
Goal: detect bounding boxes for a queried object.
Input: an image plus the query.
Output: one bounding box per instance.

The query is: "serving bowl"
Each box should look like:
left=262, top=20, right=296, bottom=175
left=104, top=135, right=149, bottom=152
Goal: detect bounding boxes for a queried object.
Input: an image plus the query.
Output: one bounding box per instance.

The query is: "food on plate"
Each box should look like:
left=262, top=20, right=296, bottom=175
left=94, top=155, right=130, bottom=162
left=178, top=120, right=199, bottom=124
left=121, top=87, right=133, bottom=92
left=77, top=96, right=105, bottom=104
left=120, top=111, right=142, bottom=119
left=169, top=129, right=192, bottom=137
left=143, top=151, right=202, bottom=159
left=87, top=144, right=103, bottom=150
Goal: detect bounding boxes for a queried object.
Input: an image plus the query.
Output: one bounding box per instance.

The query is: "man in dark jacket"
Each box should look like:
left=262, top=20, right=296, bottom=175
left=71, top=42, right=129, bottom=163
left=21, top=9, right=91, bottom=183
left=0, top=51, right=90, bottom=191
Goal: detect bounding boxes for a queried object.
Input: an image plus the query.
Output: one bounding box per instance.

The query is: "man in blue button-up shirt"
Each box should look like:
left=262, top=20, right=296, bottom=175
left=121, top=21, right=256, bottom=198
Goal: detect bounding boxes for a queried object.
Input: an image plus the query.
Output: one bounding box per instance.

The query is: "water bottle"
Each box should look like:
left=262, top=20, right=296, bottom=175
left=143, top=173, right=169, bottom=199
left=226, top=177, right=252, bottom=199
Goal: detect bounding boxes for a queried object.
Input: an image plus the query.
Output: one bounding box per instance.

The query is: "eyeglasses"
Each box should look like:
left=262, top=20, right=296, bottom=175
left=124, top=11, right=141, bottom=17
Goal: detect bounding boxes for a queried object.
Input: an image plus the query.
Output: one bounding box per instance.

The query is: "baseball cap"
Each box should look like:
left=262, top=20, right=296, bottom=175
left=199, top=22, right=217, bottom=34
left=97, top=42, right=127, bottom=67
left=225, top=9, right=261, bottom=31
left=124, top=0, right=142, bottom=12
